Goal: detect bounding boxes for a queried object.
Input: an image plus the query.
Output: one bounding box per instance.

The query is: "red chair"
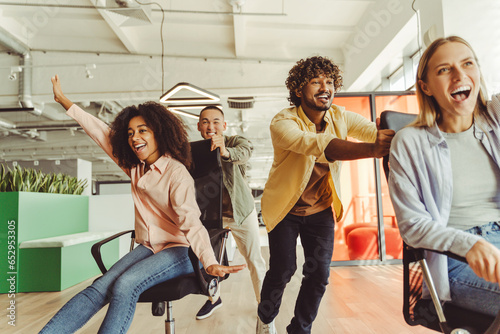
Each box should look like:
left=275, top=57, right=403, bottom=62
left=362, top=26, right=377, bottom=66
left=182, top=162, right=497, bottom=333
left=345, top=224, right=402, bottom=260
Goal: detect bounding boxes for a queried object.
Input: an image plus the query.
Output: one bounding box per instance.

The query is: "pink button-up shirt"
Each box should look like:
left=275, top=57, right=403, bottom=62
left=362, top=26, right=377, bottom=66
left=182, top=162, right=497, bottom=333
left=67, top=105, right=217, bottom=268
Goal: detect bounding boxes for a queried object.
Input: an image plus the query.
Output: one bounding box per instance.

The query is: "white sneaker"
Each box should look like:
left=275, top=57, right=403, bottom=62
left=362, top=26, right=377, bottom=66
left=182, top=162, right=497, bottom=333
left=256, top=317, right=277, bottom=334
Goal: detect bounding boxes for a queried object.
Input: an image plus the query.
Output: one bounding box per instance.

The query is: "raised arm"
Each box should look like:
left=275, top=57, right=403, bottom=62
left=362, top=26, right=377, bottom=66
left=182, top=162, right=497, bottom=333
left=51, top=75, right=73, bottom=110
left=51, top=75, right=130, bottom=176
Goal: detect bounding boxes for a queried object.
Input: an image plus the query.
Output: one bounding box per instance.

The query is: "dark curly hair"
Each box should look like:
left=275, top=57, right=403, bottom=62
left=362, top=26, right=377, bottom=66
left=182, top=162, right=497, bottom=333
left=109, top=101, right=192, bottom=170
left=286, top=56, right=343, bottom=107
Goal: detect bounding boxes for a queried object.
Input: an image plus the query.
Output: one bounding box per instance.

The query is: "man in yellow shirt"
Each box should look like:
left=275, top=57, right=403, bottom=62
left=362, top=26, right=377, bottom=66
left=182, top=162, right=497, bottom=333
left=256, top=56, right=395, bottom=334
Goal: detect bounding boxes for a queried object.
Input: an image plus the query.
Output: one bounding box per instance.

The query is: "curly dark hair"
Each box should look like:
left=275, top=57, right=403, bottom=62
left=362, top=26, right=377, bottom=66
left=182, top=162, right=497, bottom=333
left=109, top=101, right=192, bottom=170
left=286, top=56, right=343, bottom=107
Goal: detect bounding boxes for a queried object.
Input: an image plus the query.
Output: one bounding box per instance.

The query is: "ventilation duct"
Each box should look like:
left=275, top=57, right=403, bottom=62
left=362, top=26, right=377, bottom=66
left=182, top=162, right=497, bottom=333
left=95, top=0, right=152, bottom=26
left=0, top=27, right=41, bottom=116
left=227, top=97, right=255, bottom=109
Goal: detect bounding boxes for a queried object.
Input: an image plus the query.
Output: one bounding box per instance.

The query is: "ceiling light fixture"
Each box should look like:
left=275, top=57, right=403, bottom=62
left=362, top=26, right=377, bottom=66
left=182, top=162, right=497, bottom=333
left=168, top=104, right=223, bottom=120
left=8, top=66, right=22, bottom=81
left=168, top=108, right=200, bottom=120
left=85, top=64, right=96, bottom=79
left=159, top=82, right=220, bottom=104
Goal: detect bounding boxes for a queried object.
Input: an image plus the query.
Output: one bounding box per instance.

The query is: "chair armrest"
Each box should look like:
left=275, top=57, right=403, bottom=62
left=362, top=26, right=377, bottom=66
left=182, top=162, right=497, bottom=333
left=405, top=243, right=467, bottom=264
left=91, top=230, right=135, bottom=274
left=188, top=227, right=231, bottom=296
left=208, top=228, right=231, bottom=245
left=485, top=310, right=500, bottom=334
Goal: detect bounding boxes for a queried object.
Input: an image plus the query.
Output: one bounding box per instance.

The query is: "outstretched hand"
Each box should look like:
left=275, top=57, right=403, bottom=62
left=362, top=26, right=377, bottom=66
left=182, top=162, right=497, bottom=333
left=205, top=263, right=246, bottom=277
left=51, top=75, right=73, bottom=110
left=466, top=239, right=500, bottom=286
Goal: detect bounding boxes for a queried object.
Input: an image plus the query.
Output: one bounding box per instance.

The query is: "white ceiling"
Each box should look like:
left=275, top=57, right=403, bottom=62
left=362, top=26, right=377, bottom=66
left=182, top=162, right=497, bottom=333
left=0, top=0, right=495, bottom=189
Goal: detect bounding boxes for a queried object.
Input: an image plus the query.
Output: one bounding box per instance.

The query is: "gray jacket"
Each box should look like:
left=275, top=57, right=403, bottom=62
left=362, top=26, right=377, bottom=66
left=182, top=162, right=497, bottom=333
left=222, top=135, right=255, bottom=225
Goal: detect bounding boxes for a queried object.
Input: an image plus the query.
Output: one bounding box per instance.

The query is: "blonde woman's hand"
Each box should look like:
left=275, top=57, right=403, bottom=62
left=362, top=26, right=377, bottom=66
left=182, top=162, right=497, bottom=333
left=466, top=238, right=500, bottom=286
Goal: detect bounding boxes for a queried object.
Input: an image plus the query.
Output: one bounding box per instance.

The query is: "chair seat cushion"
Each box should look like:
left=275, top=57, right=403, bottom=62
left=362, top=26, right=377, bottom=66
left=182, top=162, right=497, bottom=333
left=138, top=273, right=204, bottom=303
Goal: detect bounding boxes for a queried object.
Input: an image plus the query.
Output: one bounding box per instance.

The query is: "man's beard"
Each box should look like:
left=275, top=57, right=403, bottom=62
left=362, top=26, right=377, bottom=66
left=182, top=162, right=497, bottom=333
left=302, top=97, right=332, bottom=112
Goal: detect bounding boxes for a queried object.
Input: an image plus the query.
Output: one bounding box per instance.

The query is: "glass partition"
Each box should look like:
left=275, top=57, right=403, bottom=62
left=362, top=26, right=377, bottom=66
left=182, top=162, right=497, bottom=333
left=374, top=94, right=418, bottom=262
left=330, top=92, right=417, bottom=265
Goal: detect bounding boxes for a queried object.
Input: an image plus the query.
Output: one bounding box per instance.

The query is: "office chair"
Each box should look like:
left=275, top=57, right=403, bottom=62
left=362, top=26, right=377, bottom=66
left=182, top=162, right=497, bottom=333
left=91, top=139, right=229, bottom=334
left=380, top=110, right=499, bottom=334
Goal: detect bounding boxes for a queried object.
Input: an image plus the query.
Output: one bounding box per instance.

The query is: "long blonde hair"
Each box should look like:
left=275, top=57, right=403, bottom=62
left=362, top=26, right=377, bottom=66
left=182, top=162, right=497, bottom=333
left=412, top=36, right=489, bottom=128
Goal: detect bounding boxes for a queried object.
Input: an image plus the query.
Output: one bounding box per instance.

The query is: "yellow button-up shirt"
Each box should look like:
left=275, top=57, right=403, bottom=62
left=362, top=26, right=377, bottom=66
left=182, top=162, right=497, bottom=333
left=261, top=104, right=377, bottom=232
left=67, top=105, right=218, bottom=268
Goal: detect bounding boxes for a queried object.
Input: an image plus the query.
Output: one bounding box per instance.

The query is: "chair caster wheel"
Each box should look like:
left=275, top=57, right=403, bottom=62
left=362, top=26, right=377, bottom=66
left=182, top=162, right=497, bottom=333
left=152, top=301, right=165, bottom=316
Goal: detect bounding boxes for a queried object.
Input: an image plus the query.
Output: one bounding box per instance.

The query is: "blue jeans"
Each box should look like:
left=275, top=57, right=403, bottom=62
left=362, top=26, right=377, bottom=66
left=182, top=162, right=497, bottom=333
left=258, top=207, right=335, bottom=334
left=448, top=221, right=500, bottom=317
left=39, top=245, right=194, bottom=334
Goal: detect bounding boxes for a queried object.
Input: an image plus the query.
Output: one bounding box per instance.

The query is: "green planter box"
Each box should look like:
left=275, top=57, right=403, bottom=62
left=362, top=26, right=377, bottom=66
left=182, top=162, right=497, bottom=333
left=0, top=192, right=89, bottom=293
left=18, top=236, right=119, bottom=292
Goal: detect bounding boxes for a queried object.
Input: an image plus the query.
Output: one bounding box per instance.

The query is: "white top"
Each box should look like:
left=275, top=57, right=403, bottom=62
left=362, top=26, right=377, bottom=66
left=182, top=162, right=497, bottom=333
left=442, top=125, right=500, bottom=230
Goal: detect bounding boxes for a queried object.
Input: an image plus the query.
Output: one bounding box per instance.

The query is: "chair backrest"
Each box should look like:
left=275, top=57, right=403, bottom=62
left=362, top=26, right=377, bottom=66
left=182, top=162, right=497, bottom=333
left=379, top=111, right=425, bottom=326
left=379, top=110, right=417, bottom=181
left=189, top=139, right=223, bottom=231
left=189, top=139, right=229, bottom=273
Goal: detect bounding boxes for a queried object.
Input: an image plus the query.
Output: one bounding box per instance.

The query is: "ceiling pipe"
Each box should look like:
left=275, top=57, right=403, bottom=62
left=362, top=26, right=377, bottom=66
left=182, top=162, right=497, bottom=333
left=0, top=26, right=42, bottom=116
left=0, top=2, right=286, bottom=16
left=0, top=118, right=16, bottom=129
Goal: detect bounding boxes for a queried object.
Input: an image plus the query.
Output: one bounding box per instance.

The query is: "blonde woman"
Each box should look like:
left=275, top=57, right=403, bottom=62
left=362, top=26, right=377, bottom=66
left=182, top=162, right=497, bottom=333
left=389, top=36, right=500, bottom=316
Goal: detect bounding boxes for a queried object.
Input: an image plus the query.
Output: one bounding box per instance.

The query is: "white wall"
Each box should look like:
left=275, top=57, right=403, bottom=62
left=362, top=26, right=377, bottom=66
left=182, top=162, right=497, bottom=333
left=413, top=0, right=500, bottom=94
left=341, top=0, right=500, bottom=93
left=97, top=182, right=132, bottom=195
left=342, top=0, right=417, bottom=91
left=77, top=158, right=92, bottom=196
left=441, top=0, right=500, bottom=94
left=88, top=194, right=135, bottom=257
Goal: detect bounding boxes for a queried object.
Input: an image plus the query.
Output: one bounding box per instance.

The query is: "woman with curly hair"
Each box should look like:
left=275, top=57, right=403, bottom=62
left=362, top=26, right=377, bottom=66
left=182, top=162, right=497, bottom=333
left=257, top=56, right=394, bottom=334
left=39, top=75, right=245, bottom=334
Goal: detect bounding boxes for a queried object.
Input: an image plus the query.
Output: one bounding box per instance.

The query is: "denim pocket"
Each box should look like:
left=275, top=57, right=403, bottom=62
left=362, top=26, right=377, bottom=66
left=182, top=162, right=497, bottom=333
left=482, top=222, right=500, bottom=244
left=491, top=221, right=500, bottom=231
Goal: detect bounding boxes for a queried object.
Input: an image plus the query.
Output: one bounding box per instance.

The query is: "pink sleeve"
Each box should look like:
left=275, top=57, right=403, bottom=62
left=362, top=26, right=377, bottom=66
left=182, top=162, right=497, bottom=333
left=66, top=105, right=130, bottom=177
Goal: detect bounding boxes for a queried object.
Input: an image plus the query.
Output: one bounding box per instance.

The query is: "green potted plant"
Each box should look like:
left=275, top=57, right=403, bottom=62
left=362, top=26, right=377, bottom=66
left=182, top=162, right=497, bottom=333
left=0, top=164, right=88, bottom=194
